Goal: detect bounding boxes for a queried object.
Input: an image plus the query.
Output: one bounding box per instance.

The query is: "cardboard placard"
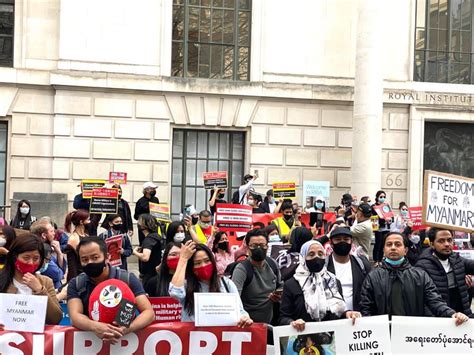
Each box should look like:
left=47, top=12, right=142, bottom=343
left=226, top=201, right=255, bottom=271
left=203, top=171, right=228, bottom=189
left=81, top=179, right=106, bottom=199
left=108, top=172, right=127, bottom=185
left=149, top=203, right=171, bottom=222
left=272, top=182, right=296, bottom=199
left=408, top=206, right=427, bottom=231
left=89, top=188, right=119, bottom=214
left=149, top=297, right=183, bottom=323
left=0, top=294, right=48, bottom=333
left=423, top=170, right=474, bottom=233
left=373, top=203, right=394, bottom=220
left=105, top=234, right=123, bottom=267
left=215, top=203, right=253, bottom=232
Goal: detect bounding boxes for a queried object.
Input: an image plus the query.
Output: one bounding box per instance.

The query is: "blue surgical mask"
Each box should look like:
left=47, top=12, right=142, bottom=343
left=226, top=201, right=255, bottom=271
left=315, top=202, right=324, bottom=209
left=401, top=210, right=408, bottom=216
left=384, top=256, right=405, bottom=266
left=379, top=197, right=385, bottom=203
left=269, top=235, right=281, bottom=243
left=39, top=262, right=49, bottom=273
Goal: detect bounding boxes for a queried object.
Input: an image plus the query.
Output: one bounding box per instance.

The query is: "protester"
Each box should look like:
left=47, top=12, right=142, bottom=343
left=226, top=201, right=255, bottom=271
left=192, top=210, right=213, bottom=244
left=265, top=224, right=283, bottom=256
left=211, top=231, right=234, bottom=276
left=260, top=189, right=276, bottom=213
left=248, top=192, right=266, bottom=214
left=0, top=225, right=16, bottom=269
left=144, top=242, right=181, bottom=297
left=371, top=190, right=391, bottom=265
left=271, top=200, right=297, bottom=242
left=0, top=234, right=62, bottom=324
left=73, top=184, right=101, bottom=236
left=279, top=240, right=361, bottom=330
left=64, top=209, right=90, bottom=282
left=390, top=202, right=411, bottom=233
left=359, top=232, right=469, bottom=325
left=209, top=188, right=227, bottom=216
left=67, top=237, right=154, bottom=343
left=39, top=243, right=65, bottom=289
left=10, top=199, right=36, bottom=230
left=336, top=193, right=354, bottom=225
left=305, top=196, right=326, bottom=213
left=133, top=214, right=162, bottom=284
left=233, top=173, right=257, bottom=205
left=101, top=184, right=133, bottom=236
left=98, top=214, right=132, bottom=271
left=416, top=228, right=474, bottom=316
left=349, top=203, right=373, bottom=258
left=276, top=227, right=313, bottom=281
left=165, top=220, right=192, bottom=245
left=232, top=228, right=282, bottom=324
left=326, top=226, right=371, bottom=311
left=169, top=241, right=253, bottom=327
left=134, top=182, right=159, bottom=245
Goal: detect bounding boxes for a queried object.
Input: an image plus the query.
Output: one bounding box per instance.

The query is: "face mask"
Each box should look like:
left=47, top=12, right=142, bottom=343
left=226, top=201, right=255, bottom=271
left=112, top=223, right=123, bottom=231
left=247, top=199, right=255, bottom=207
left=191, top=216, right=199, bottom=225
left=385, top=256, right=405, bottom=266
left=378, top=197, right=385, bottom=203
left=305, top=257, right=326, bottom=273
left=401, top=210, right=408, bottom=217
left=332, top=242, right=352, bottom=256
left=199, top=222, right=211, bottom=229
left=118, top=194, right=122, bottom=199
left=218, top=193, right=225, bottom=199
left=20, top=207, right=30, bottom=215
left=269, top=235, right=281, bottom=243
left=150, top=190, right=157, bottom=197
left=250, top=247, right=266, bottom=262
left=218, top=241, right=229, bottom=251
left=174, top=232, right=185, bottom=243
left=166, top=257, right=179, bottom=270
left=83, top=261, right=106, bottom=278
left=268, top=197, right=274, bottom=204
left=194, top=263, right=214, bottom=281
left=0, top=238, right=6, bottom=247
left=283, top=214, right=293, bottom=221
left=15, top=259, right=39, bottom=274
left=409, top=235, right=420, bottom=244
left=39, top=262, right=49, bottom=273
left=434, top=249, right=450, bottom=261
left=315, top=202, right=324, bottom=209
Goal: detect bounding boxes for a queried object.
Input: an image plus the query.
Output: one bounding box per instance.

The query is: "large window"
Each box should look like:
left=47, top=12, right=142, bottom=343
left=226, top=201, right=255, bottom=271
left=414, top=0, right=474, bottom=84
left=172, top=0, right=251, bottom=80
left=0, top=0, right=13, bottom=67
left=171, top=130, right=245, bottom=219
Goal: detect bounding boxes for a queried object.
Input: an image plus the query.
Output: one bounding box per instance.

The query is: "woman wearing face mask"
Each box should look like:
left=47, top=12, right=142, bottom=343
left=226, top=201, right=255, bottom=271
left=165, top=221, right=191, bottom=245
left=279, top=240, right=360, bottom=330
left=209, top=188, right=227, bottom=216
left=371, top=190, right=391, bottom=266
left=0, top=234, right=62, bottom=324
left=101, top=185, right=133, bottom=237
left=390, top=202, right=422, bottom=265
left=211, top=232, right=234, bottom=276
left=0, top=226, right=16, bottom=269
left=133, top=214, right=162, bottom=284
left=305, top=196, right=326, bottom=213
left=247, top=193, right=266, bottom=214
left=64, top=209, right=91, bottom=282
left=144, top=242, right=182, bottom=297
left=98, top=214, right=132, bottom=271
left=265, top=224, right=283, bottom=257
left=169, top=241, right=253, bottom=327
left=10, top=200, right=36, bottom=230
left=39, top=243, right=64, bottom=289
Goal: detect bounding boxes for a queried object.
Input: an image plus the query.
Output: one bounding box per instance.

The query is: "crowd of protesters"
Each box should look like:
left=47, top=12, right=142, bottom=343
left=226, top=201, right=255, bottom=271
left=0, top=173, right=472, bottom=344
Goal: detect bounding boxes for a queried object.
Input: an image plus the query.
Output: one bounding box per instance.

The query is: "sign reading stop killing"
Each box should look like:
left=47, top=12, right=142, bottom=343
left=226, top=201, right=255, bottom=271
left=423, top=170, right=474, bottom=233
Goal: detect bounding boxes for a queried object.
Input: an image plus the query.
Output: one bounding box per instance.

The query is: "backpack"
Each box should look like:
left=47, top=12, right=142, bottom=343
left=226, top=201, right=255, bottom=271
left=75, top=268, right=131, bottom=302
left=228, top=257, right=279, bottom=290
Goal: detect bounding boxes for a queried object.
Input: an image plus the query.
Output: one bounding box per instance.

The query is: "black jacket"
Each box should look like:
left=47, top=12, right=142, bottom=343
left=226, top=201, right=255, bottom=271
left=279, top=276, right=344, bottom=325
left=134, top=195, right=159, bottom=220
left=360, top=260, right=455, bottom=318
left=326, top=254, right=371, bottom=311
left=102, top=199, right=133, bottom=233
left=415, top=248, right=474, bottom=316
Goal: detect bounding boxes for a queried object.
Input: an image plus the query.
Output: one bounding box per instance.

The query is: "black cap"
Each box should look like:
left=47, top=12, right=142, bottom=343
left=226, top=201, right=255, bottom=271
left=266, top=189, right=273, bottom=196
left=243, top=174, right=253, bottom=181
left=330, top=227, right=352, bottom=238
left=358, top=203, right=372, bottom=217
left=342, top=193, right=353, bottom=203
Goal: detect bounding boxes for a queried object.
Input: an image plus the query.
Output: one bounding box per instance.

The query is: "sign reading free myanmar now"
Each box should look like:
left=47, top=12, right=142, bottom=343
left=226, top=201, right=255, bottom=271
left=0, top=294, right=47, bottom=333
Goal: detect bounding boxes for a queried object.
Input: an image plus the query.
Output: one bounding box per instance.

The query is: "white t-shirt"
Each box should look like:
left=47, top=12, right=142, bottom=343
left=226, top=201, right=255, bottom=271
left=12, top=279, right=33, bottom=295
left=332, top=256, right=353, bottom=311
left=437, top=257, right=451, bottom=273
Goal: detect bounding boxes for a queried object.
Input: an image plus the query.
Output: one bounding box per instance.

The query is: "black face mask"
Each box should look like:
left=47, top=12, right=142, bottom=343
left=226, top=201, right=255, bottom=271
left=332, top=242, right=352, bottom=256
left=218, top=241, right=229, bottom=251
left=250, top=247, right=266, bottom=262
left=83, top=260, right=106, bottom=278
left=191, top=216, right=198, bottom=225
left=434, top=249, right=450, bottom=261
left=306, top=257, right=326, bottom=273
left=218, top=193, right=225, bottom=199
left=283, top=214, right=294, bottom=221
left=112, top=223, right=123, bottom=231
left=150, top=190, right=157, bottom=197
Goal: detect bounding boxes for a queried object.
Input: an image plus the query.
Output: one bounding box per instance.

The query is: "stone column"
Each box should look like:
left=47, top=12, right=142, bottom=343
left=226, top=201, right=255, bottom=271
left=351, top=0, right=383, bottom=198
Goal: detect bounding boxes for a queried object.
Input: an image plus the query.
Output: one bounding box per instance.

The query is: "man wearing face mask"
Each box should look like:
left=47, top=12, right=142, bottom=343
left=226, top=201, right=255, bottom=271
left=416, top=228, right=474, bottom=317
left=231, top=228, right=282, bottom=324
left=102, top=185, right=133, bottom=237
left=271, top=200, right=297, bottom=242
left=134, top=182, right=159, bottom=245
left=349, top=203, right=373, bottom=258
left=67, top=237, right=154, bottom=342
left=325, top=227, right=371, bottom=311
left=192, top=210, right=213, bottom=244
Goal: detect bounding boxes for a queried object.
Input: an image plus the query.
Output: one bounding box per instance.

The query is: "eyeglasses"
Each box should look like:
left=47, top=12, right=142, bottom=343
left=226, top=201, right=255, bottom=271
left=248, top=243, right=268, bottom=250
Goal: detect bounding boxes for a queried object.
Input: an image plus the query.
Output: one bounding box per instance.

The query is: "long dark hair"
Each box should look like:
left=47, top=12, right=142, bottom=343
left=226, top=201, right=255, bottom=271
left=11, top=200, right=33, bottom=229
left=156, top=242, right=182, bottom=297
left=0, top=225, right=16, bottom=249
left=184, top=244, right=220, bottom=316
left=212, top=231, right=229, bottom=253
left=0, top=233, right=45, bottom=292
left=166, top=221, right=186, bottom=245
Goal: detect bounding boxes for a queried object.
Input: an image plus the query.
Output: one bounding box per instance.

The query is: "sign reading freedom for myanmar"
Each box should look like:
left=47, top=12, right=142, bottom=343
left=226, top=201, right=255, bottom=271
left=423, top=170, right=474, bottom=233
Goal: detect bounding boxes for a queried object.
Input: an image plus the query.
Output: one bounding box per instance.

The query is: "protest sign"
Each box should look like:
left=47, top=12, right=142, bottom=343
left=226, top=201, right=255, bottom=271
left=391, top=316, right=474, bottom=354
left=423, top=170, right=474, bottom=232
left=215, top=204, right=253, bottom=232
left=149, top=297, right=183, bottom=323
left=0, top=322, right=267, bottom=355
left=149, top=203, right=171, bottom=222
left=273, top=315, right=391, bottom=355
left=81, top=179, right=106, bottom=199
left=105, top=235, right=123, bottom=267
left=0, top=294, right=47, bottom=333
left=272, top=182, right=296, bottom=199
left=303, top=180, right=330, bottom=204
left=373, top=203, right=394, bottom=220
left=203, top=171, right=228, bottom=189
left=408, top=206, right=427, bottom=231
left=89, top=188, right=119, bottom=214
left=108, top=171, right=127, bottom=185
left=455, top=250, right=474, bottom=260
left=194, top=293, right=240, bottom=327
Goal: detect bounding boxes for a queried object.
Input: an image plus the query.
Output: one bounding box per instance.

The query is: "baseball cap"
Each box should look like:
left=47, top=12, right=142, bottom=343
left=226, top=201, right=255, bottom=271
left=358, top=203, right=372, bottom=217
left=143, top=181, right=158, bottom=189
left=330, top=227, right=352, bottom=239
left=243, top=174, right=253, bottom=181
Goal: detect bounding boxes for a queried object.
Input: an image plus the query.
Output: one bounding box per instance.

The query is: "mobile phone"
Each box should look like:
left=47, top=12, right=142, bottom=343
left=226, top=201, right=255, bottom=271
left=254, top=169, right=259, bottom=177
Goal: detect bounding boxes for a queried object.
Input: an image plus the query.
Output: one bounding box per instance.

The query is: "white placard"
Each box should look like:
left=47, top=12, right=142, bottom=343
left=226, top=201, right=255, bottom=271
left=0, top=293, right=48, bottom=333
left=455, top=250, right=474, bottom=260
left=273, top=315, right=391, bottom=355
left=391, top=316, right=474, bottom=354
left=194, top=293, right=240, bottom=327
left=303, top=181, right=330, bottom=203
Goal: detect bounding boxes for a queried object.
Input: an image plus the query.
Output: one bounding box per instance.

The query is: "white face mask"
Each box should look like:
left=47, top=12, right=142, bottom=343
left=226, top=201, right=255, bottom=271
left=269, top=234, right=281, bottom=243
left=20, top=207, right=30, bottom=215
left=174, top=232, right=185, bottom=243
left=0, top=238, right=6, bottom=247
left=409, top=235, right=420, bottom=244
left=199, top=222, right=211, bottom=229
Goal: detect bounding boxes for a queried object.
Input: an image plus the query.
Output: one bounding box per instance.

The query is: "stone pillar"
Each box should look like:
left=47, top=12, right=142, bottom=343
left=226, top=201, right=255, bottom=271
left=351, top=0, right=383, bottom=198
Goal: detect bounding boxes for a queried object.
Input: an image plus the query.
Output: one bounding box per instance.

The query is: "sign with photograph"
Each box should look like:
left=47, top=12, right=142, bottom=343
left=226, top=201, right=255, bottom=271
left=105, top=235, right=123, bottom=267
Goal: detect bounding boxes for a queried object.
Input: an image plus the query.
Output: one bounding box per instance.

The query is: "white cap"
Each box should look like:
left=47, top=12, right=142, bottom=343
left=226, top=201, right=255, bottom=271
left=143, top=181, right=158, bottom=189
left=315, top=195, right=325, bottom=202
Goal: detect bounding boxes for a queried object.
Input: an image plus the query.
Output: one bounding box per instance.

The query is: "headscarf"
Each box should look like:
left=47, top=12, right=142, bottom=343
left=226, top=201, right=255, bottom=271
left=293, top=240, right=346, bottom=321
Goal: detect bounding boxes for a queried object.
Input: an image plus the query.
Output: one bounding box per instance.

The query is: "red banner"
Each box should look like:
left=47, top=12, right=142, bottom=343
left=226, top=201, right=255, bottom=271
left=0, top=322, right=267, bottom=355
left=408, top=206, right=427, bottom=231
left=149, top=297, right=182, bottom=323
